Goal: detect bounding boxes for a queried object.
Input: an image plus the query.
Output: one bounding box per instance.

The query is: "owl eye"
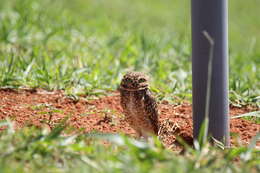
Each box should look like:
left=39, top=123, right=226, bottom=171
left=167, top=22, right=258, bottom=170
left=138, top=78, right=146, bottom=83
left=124, top=78, right=132, bottom=82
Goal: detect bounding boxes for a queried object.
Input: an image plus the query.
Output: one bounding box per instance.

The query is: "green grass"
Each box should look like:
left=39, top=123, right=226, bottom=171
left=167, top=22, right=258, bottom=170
left=0, top=0, right=259, bottom=105
left=0, top=0, right=260, bottom=172
left=0, top=121, right=259, bottom=173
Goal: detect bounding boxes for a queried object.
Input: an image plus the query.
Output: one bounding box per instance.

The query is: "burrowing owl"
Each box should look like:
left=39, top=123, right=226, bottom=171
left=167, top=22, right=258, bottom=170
left=119, top=71, right=159, bottom=138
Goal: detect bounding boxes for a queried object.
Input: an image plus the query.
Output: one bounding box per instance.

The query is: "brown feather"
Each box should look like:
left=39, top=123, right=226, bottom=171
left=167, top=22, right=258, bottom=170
left=119, top=72, right=159, bottom=138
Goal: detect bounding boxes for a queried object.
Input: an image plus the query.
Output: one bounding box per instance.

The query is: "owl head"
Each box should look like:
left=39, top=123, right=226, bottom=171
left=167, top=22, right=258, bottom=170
left=120, top=71, right=149, bottom=91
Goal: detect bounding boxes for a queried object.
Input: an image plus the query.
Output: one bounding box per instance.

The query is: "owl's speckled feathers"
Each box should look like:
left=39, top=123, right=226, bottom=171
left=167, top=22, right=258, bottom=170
left=119, top=72, right=159, bottom=138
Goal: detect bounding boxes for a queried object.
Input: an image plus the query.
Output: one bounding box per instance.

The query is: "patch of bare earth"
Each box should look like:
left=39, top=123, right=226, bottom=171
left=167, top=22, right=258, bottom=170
left=0, top=89, right=259, bottom=149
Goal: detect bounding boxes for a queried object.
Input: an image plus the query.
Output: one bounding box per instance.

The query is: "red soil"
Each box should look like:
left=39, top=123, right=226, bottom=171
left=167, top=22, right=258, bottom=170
left=0, top=88, right=259, bottom=148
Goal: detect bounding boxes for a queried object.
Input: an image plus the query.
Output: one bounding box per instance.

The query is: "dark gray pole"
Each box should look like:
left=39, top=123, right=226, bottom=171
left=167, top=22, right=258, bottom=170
left=191, top=0, right=230, bottom=146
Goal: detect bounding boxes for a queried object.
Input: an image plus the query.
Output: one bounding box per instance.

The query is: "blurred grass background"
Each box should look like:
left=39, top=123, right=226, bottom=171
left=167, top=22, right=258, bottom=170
left=0, top=0, right=259, bottom=105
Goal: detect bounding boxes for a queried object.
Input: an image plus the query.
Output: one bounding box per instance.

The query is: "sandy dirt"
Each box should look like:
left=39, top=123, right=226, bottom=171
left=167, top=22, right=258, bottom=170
left=0, top=88, right=259, bottom=149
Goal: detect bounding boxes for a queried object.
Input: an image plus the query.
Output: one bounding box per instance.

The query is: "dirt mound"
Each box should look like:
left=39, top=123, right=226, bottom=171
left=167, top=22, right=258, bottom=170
left=0, top=88, right=259, bottom=148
